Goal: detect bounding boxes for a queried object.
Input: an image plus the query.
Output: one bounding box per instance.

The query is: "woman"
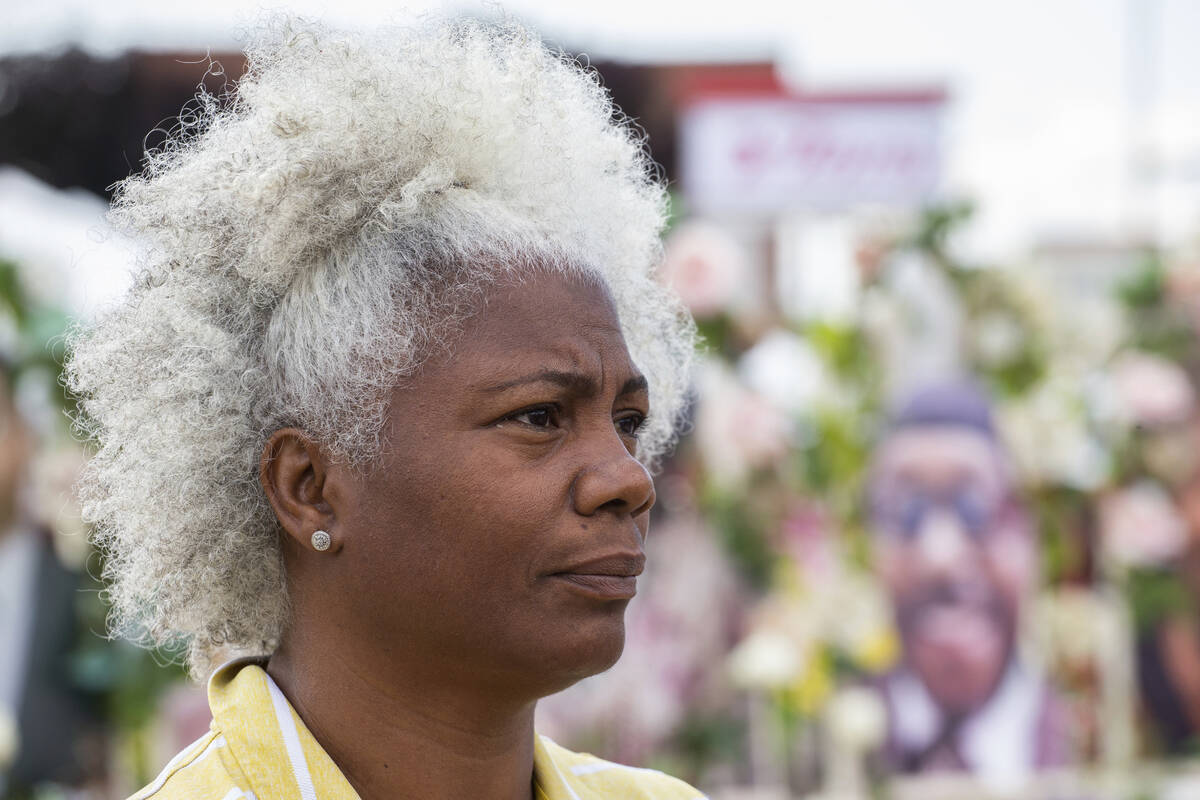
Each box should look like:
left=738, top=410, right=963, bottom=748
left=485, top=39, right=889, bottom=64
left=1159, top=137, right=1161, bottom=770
left=67, top=17, right=700, bottom=800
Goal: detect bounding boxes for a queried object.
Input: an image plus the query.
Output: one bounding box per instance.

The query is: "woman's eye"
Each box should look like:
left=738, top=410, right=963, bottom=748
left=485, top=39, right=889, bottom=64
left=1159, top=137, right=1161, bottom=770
left=615, top=413, right=645, bottom=437
left=511, top=407, right=555, bottom=428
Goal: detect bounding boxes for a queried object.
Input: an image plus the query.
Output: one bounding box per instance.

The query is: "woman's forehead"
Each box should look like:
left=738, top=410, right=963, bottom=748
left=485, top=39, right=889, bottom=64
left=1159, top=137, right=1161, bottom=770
left=417, top=271, right=637, bottom=386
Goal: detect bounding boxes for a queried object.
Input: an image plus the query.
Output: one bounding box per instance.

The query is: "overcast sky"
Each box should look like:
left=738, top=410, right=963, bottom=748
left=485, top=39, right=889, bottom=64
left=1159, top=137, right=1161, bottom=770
left=3, top=0, right=1200, bottom=266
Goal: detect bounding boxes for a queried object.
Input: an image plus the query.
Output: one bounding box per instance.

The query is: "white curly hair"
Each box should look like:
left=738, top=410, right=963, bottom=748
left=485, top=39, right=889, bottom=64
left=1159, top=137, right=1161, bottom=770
left=67, top=16, right=695, bottom=678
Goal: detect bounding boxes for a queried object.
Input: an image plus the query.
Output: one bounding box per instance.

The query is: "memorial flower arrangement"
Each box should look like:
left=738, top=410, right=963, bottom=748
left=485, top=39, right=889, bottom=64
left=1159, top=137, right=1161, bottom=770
left=12, top=195, right=1200, bottom=795
left=545, top=201, right=1200, bottom=795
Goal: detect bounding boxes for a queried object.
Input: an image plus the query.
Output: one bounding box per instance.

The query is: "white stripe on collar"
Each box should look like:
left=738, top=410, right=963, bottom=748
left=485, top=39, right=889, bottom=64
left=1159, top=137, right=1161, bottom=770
left=266, top=673, right=319, bottom=800
left=132, top=733, right=226, bottom=799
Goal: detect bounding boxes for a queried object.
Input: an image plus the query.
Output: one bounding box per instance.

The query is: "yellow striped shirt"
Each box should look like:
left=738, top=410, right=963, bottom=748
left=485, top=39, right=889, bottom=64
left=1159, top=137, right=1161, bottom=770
left=132, top=659, right=706, bottom=800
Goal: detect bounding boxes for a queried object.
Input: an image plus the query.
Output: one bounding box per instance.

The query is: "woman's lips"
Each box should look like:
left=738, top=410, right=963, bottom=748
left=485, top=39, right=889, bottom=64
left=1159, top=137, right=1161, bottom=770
left=549, top=550, right=643, bottom=599
left=551, top=572, right=638, bottom=600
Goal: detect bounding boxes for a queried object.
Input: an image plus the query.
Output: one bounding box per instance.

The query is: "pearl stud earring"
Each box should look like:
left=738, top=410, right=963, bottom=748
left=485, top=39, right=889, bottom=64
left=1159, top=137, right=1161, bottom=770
left=311, top=530, right=332, bottom=552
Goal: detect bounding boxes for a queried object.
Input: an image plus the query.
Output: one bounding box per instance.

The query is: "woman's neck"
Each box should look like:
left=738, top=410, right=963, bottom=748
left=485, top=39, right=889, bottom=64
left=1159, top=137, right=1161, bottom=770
left=267, top=633, right=538, bottom=800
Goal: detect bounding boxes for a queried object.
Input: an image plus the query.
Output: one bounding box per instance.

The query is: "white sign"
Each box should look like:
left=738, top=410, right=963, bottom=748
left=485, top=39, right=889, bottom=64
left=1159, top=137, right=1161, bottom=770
left=679, top=93, right=945, bottom=214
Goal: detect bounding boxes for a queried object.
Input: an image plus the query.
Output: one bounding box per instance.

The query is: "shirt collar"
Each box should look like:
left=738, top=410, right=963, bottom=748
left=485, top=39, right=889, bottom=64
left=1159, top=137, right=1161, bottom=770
left=887, top=659, right=1041, bottom=781
left=207, top=659, right=598, bottom=800
left=208, top=658, right=358, bottom=800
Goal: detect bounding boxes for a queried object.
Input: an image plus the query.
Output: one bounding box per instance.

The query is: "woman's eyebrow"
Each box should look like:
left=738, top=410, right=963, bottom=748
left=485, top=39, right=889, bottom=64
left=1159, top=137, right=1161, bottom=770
left=619, top=375, right=649, bottom=397
left=477, top=370, right=648, bottom=397
left=479, top=369, right=597, bottom=395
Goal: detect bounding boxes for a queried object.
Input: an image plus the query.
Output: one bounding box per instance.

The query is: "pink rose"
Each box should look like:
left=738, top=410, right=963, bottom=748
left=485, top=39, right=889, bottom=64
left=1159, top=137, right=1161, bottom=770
left=659, top=221, right=747, bottom=318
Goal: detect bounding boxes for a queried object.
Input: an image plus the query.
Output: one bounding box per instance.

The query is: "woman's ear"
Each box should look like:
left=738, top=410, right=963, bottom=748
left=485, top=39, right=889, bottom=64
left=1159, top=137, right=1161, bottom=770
left=260, top=428, right=339, bottom=552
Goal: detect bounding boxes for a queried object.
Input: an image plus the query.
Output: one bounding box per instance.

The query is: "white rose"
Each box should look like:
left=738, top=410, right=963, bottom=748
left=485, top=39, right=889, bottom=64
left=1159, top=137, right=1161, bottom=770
left=1033, top=587, right=1107, bottom=666
left=738, top=329, right=832, bottom=416
left=998, top=382, right=1110, bottom=489
left=695, top=360, right=791, bottom=488
left=825, top=686, right=887, bottom=751
left=728, top=631, right=804, bottom=690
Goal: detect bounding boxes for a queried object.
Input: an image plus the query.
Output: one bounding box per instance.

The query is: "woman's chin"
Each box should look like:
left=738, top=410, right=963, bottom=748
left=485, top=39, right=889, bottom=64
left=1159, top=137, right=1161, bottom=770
left=531, top=618, right=628, bottom=694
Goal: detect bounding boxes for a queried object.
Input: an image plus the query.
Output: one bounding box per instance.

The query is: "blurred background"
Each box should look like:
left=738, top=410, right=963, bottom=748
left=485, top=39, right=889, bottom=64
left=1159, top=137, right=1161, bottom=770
left=2, top=1, right=1200, bottom=798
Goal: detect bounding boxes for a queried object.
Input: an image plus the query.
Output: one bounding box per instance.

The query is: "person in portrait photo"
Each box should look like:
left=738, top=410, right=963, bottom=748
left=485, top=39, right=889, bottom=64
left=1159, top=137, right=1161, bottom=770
left=866, top=381, right=1072, bottom=780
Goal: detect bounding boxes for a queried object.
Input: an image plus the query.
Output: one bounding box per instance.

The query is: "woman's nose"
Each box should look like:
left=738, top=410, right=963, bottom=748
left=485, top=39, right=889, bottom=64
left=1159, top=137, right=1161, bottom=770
left=571, top=434, right=656, bottom=519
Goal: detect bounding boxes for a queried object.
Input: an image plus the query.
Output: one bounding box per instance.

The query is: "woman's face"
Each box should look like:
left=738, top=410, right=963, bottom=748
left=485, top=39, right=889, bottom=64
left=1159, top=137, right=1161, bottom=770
left=320, top=269, right=655, bottom=698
